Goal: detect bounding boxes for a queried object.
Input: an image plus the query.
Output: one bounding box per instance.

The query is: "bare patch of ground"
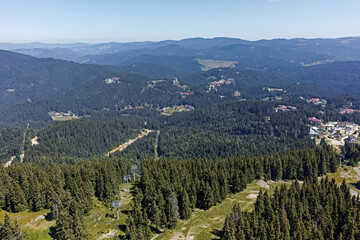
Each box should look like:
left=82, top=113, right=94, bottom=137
left=4, top=156, right=15, bottom=168
left=97, top=229, right=119, bottom=240
left=246, top=194, right=259, bottom=200
left=31, top=136, right=39, bottom=146
left=256, top=179, right=270, bottom=189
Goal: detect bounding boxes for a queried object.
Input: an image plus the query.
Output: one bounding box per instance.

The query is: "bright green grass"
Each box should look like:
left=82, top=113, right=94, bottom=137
left=0, top=209, right=55, bottom=240
left=325, top=163, right=360, bottom=196
left=83, top=183, right=134, bottom=239
left=0, top=183, right=134, bottom=240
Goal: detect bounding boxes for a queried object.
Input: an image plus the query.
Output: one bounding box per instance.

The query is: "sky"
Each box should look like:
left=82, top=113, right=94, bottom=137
left=0, top=0, right=360, bottom=43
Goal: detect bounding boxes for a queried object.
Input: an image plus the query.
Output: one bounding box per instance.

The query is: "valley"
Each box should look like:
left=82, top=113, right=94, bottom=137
left=1, top=36, right=360, bottom=240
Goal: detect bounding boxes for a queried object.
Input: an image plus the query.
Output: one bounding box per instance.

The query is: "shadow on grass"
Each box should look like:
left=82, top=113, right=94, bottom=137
left=44, top=212, right=53, bottom=221
left=118, top=224, right=126, bottom=232
left=150, top=225, right=162, bottom=234
left=49, top=226, right=57, bottom=239
left=351, top=181, right=360, bottom=191
left=211, top=229, right=223, bottom=240
left=121, top=209, right=130, bottom=215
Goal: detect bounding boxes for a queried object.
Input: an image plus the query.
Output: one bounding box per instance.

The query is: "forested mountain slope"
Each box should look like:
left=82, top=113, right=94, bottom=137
left=0, top=50, right=123, bottom=108
left=156, top=101, right=314, bottom=159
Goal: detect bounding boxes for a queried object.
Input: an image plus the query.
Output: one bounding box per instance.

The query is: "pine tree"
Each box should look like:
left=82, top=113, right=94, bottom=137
left=165, top=198, right=177, bottom=229
left=56, top=209, right=74, bottom=240
left=180, top=190, right=191, bottom=219
left=202, top=182, right=214, bottom=210
left=69, top=200, right=88, bottom=240
left=0, top=214, right=14, bottom=240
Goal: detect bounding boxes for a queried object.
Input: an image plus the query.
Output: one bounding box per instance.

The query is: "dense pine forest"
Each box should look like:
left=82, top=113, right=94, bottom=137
left=1, top=37, right=360, bottom=240
left=157, top=101, right=314, bottom=159
left=25, top=119, right=143, bottom=161
left=124, top=145, right=339, bottom=239
left=0, top=159, right=127, bottom=239
left=223, top=177, right=360, bottom=240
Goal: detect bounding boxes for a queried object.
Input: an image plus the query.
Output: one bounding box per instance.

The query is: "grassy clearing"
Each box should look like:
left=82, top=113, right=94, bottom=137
left=155, top=180, right=291, bottom=240
left=0, top=183, right=134, bottom=240
left=53, top=116, right=79, bottom=121
left=325, top=163, right=360, bottom=196
left=0, top=209, right=55, bottom=240
left=83, top=183, right=134, bottom=239
left=196, top=59, right=238, bottom=71
left=159, top=105, right=192, bottom=115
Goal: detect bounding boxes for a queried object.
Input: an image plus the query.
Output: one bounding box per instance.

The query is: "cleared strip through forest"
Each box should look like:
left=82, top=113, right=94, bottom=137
left=105, top=129, right=154, bottom=157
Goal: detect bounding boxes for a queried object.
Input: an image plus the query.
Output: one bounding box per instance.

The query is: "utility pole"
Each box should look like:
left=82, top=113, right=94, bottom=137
left=124, top=175, right=131, bottom=193
left=112, top=200, right=122, bottom=220
left=131, top=165, right=137, bottom=182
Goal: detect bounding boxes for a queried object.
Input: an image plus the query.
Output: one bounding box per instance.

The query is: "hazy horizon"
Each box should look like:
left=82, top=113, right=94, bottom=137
left=1, top=0, right=360, bottom=43
left=1, top=35, right=360, bottom=45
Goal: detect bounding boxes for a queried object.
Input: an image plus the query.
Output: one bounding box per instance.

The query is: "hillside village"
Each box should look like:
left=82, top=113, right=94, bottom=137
left=309, top=118, right=360, bottom=148
left=207, top=76, right=235, bottom=92
left=104, top=77, right=121, bottom=84
left=300, top=97, right=327, bottom=107
left=340, top=108, right=360, bottom=115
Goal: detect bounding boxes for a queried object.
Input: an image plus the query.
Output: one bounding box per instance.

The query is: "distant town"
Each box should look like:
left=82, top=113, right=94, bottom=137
left=309, top=117, right=360, bottom=149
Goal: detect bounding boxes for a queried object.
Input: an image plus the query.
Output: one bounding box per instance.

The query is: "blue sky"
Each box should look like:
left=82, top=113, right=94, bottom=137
left=0, top=0, right=360, bottom=43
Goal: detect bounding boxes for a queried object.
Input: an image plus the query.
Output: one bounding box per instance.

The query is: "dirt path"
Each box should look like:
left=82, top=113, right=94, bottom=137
left=154, top=130, right=160, bottom=159
left=105, top=129, right=154, bottom=157
left=4, top=156, right=16, bottom=168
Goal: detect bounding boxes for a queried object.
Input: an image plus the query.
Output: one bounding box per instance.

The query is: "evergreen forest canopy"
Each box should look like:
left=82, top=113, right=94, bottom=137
left=0, top=100, right=327, bottom=164
left=124, top=145, right=339, bottom=239
left=1, top=36, right=360, bottom=239
left=223, top=177, right=360, bottom=240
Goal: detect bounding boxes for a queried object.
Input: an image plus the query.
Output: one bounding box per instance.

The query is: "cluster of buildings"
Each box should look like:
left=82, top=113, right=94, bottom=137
left=308, top=98, right=327, bottom=107
left=178, top=104, right=195, bottom=111
left=208, top=77, right=235, bottom=91
left=308, top=117, right=323, bottom=126
left=124, top=105, right=144, bottom=110
left=274, top=105, right=297, bottom=112
left=266, top=87, right=284, bottom=92
left=300, top=97, right=327, bottom=107
left=323, top=122, right=359, bottom=140
left=160, top=104, right=196, bottom=115
left=179, top=92, right=193, bottom=99
left=339, top=108, right=360, bottom=115
left=48, top=111, right=78, bottom=120
left=309, top=119, right=360, bottom=145
left=233, top=91, right=241, bottom=97
left=105, top=77, right=121, bottom=84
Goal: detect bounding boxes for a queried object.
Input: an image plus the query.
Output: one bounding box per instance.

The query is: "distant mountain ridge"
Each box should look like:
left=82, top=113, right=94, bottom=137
left=2, top=36, right=360, bottom=64
left=1, top=36, right=360, bottom=125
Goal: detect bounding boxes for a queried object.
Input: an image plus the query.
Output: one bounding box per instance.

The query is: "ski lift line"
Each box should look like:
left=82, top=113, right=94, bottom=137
left=124, top=175, right=131, bottom=193
left=112, top=200, right=122, bottom=220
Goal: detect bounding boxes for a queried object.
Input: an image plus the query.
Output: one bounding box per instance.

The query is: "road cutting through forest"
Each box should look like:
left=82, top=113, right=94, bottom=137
left=105, top=129, right=154, bottom=157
